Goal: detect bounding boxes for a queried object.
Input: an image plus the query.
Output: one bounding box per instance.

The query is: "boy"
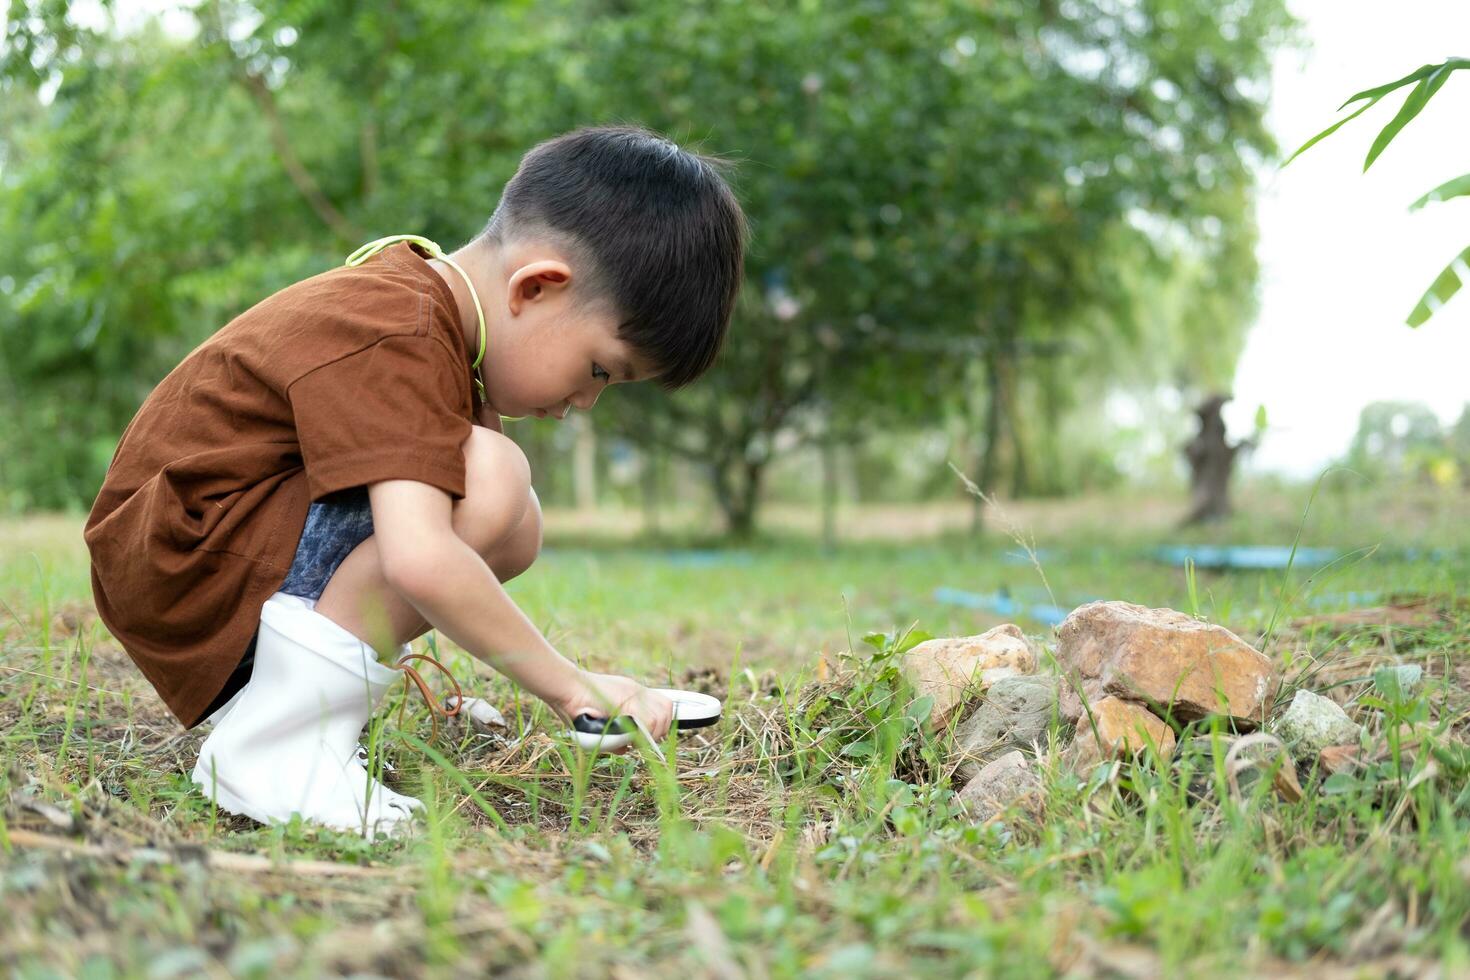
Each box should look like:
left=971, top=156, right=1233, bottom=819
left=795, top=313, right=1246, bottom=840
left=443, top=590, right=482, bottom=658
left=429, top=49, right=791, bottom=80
left=83, top=126, right=747, bottom=838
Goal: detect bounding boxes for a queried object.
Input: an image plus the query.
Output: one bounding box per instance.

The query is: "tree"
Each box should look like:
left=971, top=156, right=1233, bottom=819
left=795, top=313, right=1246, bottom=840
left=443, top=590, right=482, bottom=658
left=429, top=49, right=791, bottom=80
left=1345, top=400, right=1447, bottom=481
left=0, top=0, right=1291, bottom=526
left=582, top=0, right=1291, bottom=533
left=1182, top=394, right=1255, bottom=524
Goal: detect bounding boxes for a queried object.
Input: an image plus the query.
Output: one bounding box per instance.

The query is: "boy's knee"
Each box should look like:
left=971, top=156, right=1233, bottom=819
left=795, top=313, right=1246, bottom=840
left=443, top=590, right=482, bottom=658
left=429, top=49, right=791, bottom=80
left=490, top=486, right=543, bottom=582
left=454, top=426, right=532, bottom=553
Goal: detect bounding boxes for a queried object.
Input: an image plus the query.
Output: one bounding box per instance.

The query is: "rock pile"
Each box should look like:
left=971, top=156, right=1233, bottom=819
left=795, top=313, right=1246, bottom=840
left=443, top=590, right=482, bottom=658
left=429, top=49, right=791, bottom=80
left=902, top=599, right=1287, bottom=824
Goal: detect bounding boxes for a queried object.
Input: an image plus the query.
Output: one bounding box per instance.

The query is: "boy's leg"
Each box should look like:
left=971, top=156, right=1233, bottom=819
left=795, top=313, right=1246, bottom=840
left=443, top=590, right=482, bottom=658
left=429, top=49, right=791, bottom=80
left=312, top=426, right=544, bottom=650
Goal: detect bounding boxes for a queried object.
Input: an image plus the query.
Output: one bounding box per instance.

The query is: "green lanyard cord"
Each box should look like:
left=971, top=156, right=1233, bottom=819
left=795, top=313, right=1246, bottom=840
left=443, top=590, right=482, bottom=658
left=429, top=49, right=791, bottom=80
left=345, top=234, right=489, bottom=405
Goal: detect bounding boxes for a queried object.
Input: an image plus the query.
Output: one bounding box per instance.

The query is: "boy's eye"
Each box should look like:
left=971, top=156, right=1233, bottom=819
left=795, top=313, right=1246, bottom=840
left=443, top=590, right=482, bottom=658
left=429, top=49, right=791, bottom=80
left=592, top=363, right=610, bottom=383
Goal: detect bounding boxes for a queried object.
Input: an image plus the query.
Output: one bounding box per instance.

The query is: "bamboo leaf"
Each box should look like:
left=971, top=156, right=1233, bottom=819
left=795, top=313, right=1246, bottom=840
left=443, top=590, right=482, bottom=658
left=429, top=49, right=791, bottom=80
left=1286, top=59, right=1470, bottom=167
left=1409, top=172, right=1470, bottom=211
left=1406, top=245, right=1470, bottom=327
left=1336, top=62, right=1440, bottom=110
left=1283, top=97, right=1381, bottom=166
left=1364, top=66, right=1452, bottom=171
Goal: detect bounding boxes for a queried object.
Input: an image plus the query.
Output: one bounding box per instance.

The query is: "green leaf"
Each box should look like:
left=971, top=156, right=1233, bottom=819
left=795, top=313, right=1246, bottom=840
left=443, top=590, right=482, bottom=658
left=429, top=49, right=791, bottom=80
left=1371, top=665, right=1406, bottom=702
left=1284, top=59, right=1468, bottom=167
left=1406, top=245, right=1470, bottom=327
left=1336, top=62, right=1441, bottom=111
left=892, top=628, right=935, bottom=657
left=1364, top=66, right=1453, bottom=171
left=841, top=740, right=875, bottom=758
left=1409, top=172, right=1470, bottom=211
left=1283, top=97, right=1384, bottom=167
left=905, top=695, right=935, bottom=725
left=1253, top=404, right=1268, bottom=433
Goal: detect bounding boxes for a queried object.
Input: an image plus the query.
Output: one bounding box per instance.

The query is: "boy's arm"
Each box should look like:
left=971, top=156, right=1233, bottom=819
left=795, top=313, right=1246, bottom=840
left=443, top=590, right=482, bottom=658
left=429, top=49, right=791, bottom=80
left=365, top=478, right=672, bottom=735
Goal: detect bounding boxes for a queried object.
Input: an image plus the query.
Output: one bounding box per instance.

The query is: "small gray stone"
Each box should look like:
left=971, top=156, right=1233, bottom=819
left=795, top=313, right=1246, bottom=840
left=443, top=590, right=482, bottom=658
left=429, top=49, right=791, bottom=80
left=956, top=750, right=1043, bottom=824
left=1273, top=689, right=1360, bottom=756
left=953, top=675, right=1064, bottom=781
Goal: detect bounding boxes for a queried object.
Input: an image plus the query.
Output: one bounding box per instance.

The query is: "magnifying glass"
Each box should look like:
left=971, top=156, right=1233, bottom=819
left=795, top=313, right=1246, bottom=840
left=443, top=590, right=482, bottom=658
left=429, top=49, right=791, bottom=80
left=569, top=688, right=722, bottom=754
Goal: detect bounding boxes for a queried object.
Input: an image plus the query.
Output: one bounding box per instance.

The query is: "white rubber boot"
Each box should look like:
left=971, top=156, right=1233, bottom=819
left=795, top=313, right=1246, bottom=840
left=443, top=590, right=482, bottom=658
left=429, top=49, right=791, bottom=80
left=205, top=661, right=396, bottom=773
left=191, top=592, right=424, bottom=839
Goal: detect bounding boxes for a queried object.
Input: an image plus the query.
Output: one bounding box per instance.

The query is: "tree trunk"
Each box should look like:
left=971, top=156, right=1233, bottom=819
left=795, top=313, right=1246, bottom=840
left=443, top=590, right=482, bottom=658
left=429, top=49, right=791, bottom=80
left=572, top=414, right=597, bottom=512
left=820, top=428, right=838, bottom=552
left=971, top=348, right=1003, bottom=535
left=1183, top=394, right=1245, bottom=524
left=1003, top=354, right=1030, bottom=498
left=712, top=455, right=766, bottom=539
left=640, top=446, right=662, bottom=536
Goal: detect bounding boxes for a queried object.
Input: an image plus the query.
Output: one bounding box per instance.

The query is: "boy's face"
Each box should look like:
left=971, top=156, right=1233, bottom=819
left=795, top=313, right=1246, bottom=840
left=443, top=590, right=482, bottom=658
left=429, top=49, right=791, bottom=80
left=484, top=288, right=655, bottom=421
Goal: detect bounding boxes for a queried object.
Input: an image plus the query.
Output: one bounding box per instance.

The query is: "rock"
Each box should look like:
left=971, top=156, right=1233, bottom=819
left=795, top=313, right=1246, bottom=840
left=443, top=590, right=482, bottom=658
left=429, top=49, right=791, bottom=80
left=1318, top=723, right=1433, bottom=776
left=902, top=624, right=1036, bottom=729
left=956, top=750, right=1043, bottom=824
left=444, top=695, right=507, bottom=735
left=1055, top=601, right=1278, bottom=728
left=1318, top=744, right=1364, bottom=776
left=1273, top=689, right=1361, bottom=756
left=1065, top=697, right=1176, bottom=768
left=953, top=675, right=1064, bottom=781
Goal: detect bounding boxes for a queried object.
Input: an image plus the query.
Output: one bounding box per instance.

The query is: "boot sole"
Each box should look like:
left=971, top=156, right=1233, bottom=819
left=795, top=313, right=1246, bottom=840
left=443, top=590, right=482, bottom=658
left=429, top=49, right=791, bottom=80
left=191, top=761, right=419, bottom=839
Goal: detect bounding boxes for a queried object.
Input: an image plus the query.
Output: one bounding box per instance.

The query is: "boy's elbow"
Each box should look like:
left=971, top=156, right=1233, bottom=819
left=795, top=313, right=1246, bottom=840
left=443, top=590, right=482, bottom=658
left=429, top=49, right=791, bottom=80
left=381, top=535, right=461, bottom=604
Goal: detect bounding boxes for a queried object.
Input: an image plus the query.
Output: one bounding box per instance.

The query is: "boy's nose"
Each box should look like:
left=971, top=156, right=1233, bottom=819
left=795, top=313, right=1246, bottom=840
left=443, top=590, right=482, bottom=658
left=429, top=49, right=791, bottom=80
left=570, top=387, right=601, bottom=412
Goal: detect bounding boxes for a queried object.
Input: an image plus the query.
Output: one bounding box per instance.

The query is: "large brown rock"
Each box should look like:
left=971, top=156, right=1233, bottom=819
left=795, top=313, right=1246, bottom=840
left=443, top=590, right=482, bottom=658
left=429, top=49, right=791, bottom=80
left=902, top=624, right=1035, bottom=729
left=956, top=750, right=1044, bottom=824
left=1055, top=601, right=1277, bottom=727
left=1065, top=697, right=1176, bottom=768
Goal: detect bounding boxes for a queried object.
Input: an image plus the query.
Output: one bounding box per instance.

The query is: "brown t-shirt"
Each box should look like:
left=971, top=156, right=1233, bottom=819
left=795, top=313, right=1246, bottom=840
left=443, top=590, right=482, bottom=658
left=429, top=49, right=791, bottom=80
left=84, top=242, right=480, bottom=729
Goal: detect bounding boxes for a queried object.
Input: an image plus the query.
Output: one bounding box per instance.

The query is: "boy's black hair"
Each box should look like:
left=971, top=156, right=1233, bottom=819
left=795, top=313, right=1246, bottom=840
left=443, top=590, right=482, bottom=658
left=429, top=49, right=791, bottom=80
left=480, top=125, right=747, bottom=390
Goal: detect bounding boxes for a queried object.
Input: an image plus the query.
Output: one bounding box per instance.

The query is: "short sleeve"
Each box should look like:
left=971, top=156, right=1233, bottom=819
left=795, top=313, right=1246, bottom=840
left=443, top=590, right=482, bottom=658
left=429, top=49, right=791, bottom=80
left=288, top=335, right=473, bottom=501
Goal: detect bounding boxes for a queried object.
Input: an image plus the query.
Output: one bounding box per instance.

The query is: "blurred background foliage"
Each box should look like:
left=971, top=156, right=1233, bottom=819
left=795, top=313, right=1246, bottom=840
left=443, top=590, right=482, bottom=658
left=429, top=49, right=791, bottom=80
left=1, top=0, right=1317, bottom=530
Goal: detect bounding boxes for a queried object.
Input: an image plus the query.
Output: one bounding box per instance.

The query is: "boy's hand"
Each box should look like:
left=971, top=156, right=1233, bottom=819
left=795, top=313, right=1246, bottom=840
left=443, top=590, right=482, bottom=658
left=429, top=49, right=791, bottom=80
left=554, top=670, right=674, bottom=743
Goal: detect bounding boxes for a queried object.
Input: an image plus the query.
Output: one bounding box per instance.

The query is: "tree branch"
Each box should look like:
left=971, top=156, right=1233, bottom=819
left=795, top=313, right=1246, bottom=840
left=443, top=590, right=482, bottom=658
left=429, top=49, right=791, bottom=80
left=238, top=69, right=362, bottom=243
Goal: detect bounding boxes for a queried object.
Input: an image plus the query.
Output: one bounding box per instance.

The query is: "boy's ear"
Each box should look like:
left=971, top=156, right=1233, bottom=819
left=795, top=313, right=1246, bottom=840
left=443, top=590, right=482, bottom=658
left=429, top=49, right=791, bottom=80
left=507, top=260, right=573, bottom=314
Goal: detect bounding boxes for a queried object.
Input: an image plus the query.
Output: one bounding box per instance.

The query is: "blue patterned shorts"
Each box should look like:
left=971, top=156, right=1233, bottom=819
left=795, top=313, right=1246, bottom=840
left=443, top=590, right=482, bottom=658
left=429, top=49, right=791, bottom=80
left=278, top=485, right=376, bottom=600
left=199, top=486, right=376, bottom=721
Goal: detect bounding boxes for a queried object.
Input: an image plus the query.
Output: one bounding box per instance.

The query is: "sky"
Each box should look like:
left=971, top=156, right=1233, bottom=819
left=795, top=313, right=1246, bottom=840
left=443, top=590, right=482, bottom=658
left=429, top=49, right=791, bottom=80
left=1227, top=0, right=1470, bottom=475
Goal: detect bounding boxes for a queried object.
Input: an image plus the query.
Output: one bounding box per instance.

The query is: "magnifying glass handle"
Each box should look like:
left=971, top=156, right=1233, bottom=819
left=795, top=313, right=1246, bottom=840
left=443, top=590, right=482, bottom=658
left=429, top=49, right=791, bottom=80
left=572, top=713, right=636, bottom=735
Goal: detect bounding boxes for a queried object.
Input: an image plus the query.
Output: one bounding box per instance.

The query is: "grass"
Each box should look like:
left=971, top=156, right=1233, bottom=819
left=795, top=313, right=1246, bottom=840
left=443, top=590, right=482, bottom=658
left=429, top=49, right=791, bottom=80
left=2, top=483, right=1469, bottom=977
